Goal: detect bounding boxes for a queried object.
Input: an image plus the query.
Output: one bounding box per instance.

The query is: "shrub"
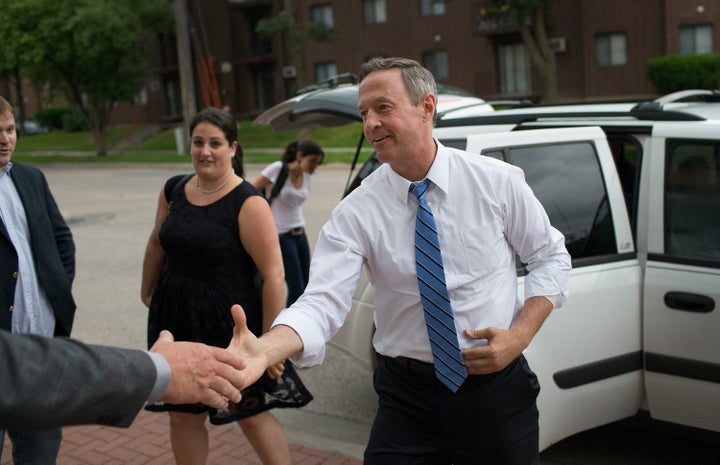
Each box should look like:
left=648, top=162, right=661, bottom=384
left=646, top=54, right=720, bottom=94
left=34, top=107, right=73, bottom=130
left=61, top=107, right=88, bottom=132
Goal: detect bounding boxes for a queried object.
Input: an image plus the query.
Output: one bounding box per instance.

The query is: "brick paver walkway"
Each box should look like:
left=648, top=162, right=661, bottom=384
left=1, top=410, right=362, bottom=465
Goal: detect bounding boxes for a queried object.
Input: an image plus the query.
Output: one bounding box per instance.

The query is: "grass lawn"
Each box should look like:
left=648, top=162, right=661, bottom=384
left=13, top=120, right=371, bottom=165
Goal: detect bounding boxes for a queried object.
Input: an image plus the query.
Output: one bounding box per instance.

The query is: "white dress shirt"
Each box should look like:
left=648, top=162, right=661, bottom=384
left=273, top=142, right=571, bottom=366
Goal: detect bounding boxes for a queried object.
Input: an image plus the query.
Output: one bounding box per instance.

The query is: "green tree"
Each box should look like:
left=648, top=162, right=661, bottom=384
left=0, top=0, right=173, bottom=155
left=478, top=0, right=558, bottom=103
left=255, top=0, right=342, bottom=89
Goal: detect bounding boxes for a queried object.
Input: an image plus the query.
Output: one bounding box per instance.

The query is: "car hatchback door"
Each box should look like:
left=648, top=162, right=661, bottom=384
left=466, top=127, right=644, bottom=450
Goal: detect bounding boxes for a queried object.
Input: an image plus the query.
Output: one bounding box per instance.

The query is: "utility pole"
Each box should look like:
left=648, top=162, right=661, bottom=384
left=174, top=0, right=196, bottom=153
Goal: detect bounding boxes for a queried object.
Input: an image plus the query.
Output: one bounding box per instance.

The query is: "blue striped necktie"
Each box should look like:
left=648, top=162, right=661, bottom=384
left=409, top=179, right=468, bottom=392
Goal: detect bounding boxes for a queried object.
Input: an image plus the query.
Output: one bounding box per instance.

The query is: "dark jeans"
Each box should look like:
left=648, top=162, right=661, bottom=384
left=279, top=231, right=310, bottom=306
left=0, top=428, right=62, bottom=465
left=365, top=355, right=541, bottom=465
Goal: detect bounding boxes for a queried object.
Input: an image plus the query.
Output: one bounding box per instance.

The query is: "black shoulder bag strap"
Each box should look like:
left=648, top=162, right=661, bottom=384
left=164, top=174, right=193, bottom=203
left=267, top=163, right=289, bottom=205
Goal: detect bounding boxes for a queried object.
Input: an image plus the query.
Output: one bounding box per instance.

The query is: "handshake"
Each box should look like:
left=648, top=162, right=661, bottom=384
left=0, top=304, right=303, bottom=431
left=151, top=304, right=276, bottom=409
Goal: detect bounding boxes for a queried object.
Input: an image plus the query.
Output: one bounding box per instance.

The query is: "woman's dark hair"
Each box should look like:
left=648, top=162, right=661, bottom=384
left=278, top=140, right=324, bottom=165
left=280, top=141, right=298, bottom=164
left=297, top=140, right=324, bottom=164
left=190, top=107, right=244, bottom=177
left=231, top=144, right=245, bottom=178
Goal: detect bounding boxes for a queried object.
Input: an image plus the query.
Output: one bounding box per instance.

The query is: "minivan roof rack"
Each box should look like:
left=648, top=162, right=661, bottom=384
left=296, top=73, right=358, bottom=95
left=631, top=89, right=720, bottom=112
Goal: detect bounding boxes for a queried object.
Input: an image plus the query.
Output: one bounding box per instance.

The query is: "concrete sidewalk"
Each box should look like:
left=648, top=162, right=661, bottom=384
left=2, top=410, right=363, bottom=465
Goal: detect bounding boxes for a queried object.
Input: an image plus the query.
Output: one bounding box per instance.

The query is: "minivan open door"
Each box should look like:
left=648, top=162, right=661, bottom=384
left=466, top=127, right=644, bottom=450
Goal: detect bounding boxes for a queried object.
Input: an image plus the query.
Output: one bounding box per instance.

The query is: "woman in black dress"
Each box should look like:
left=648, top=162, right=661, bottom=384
left=141, top=108, right=310, bottom=465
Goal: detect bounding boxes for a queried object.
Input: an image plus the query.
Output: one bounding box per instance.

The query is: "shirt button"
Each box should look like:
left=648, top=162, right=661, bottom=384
left=12, top=271, right=18, bottom=278
left=8, top=306, right=13, bottom=312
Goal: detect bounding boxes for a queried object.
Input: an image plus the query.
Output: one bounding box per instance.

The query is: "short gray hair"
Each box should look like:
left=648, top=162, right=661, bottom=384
left=359, top=57, right=437, bottom=107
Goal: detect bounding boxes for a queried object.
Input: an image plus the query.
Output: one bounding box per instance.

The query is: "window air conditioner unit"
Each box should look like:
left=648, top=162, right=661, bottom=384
left=549, top=37, right=567, bottom=53
left=282, top=66, right=297, bottom=79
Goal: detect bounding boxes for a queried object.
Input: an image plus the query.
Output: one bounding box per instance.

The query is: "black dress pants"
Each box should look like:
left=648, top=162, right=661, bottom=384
left=364, top=355, right=541, bottom=465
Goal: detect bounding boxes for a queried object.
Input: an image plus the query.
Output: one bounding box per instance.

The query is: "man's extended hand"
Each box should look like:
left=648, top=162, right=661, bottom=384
left=226, top=304, right=271, bottom=387
left=149, top=331, right=245, bottom=409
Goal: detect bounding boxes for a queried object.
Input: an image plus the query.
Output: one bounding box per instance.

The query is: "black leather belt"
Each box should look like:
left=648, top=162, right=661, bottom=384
left=285, top=226, right=304, bottom=235
left=381, top=355, right=436, bottom=376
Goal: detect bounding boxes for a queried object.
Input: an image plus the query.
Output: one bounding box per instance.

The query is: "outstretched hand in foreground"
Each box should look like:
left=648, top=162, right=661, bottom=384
left=225, top=304, right=271, bottom=389
left=149, top=330, right=246, bottom=409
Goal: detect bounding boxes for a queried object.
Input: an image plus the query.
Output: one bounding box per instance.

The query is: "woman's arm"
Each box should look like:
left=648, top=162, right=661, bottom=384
left=250, top=174, right=272, bottom=192
left=238, top=195, right=286, bottom=333
left=140, top=189, right=170, bottom=307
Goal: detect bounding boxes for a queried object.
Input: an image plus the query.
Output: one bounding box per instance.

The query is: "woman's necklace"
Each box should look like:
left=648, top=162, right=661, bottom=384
left=195, top=173, right=232, bottom=194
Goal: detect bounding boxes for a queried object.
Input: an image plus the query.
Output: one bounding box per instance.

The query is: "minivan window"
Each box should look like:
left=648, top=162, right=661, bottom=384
left=483, top=141, right=617, bottom=261
left=664, top=140, right=720, bottom=263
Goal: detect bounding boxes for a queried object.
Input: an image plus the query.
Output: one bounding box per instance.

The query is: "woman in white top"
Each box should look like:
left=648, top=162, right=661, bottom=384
left=252, top=140, right=324, bottom=305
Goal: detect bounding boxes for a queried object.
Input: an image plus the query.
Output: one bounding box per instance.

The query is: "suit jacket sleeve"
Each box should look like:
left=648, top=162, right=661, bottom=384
left=0, top=329, right=156, bottom=429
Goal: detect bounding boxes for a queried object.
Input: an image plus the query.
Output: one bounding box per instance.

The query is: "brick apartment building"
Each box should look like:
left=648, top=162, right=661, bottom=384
left=4, top=0, right=719, bottom=125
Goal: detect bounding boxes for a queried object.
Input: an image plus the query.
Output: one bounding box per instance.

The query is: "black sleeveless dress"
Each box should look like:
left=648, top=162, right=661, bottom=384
left=146, top=174, right=312, bottom=423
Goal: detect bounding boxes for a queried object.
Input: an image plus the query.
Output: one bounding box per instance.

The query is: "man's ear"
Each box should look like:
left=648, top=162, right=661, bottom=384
left=422, top=92, right=437, bottom=122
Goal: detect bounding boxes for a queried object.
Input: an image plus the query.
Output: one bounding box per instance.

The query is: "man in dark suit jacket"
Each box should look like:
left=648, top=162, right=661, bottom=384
left=0, top=311, right=247, bottom=430
left=0, top=96, right=76, bottom=463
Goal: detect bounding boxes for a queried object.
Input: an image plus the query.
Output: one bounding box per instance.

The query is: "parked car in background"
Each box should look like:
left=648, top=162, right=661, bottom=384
left=19, top=120, right=49, bottom=136
left=255, top=85, right=720, bottom=451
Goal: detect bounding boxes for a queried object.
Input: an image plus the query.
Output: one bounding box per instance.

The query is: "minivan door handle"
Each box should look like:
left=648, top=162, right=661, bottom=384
left=664, top=292, right=715, bottom=313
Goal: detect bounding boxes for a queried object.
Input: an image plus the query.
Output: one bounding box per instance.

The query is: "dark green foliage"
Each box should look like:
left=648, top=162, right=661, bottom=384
left=61, top=107, right=88, bottom=132
left=34, top=108, right=73, bottom=130
left=647, top=54, right=720, bottom=93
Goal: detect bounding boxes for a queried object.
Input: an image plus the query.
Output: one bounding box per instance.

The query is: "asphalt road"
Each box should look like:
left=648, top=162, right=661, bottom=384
left=40, top=162, right=719, bottom=463
left=44, top=162, right=375, bottom=460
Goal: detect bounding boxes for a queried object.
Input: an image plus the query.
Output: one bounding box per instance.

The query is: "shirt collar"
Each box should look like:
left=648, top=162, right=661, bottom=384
left=0, top=161, right=12, bottom=177
left=385, top=139, right=450, bottom=204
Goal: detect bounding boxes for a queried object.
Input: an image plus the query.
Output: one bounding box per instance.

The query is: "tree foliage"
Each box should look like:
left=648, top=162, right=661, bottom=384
left=0, top=0, right=173, bottom=155
left=255, top=3, right=342, bottom=88
left=478, top=0, right=558, bottom=102
left=647, top=54, right=720, bottom=94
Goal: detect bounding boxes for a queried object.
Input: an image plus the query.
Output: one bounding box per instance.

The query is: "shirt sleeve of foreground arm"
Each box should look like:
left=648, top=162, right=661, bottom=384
left=145, top=351, right=171, bottom=403
left=0, top=330, right=156, bottom=430
left=272, top=211, right=366, bottom=367
left=504, top=166, right=572, bottom=308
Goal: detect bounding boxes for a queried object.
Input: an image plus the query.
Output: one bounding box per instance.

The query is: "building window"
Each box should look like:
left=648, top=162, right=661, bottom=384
left=311, top=4, right=334, bottom=27
left=254, top=68, right=275, bottom=110
left=164, top=79, right=182, bottom=118
left=420, top=0, right=445, bottom=16
left=679, top=25, right=713, bottom=55
left=132, top=88, right=148, bottom=106
left=363, top=0, right=386, bottom=24
left=596, top=33, right=627, bottom=66
left=315, top=62, right=338, bottom=82
left=498, top=43, right=530, bottom=94
left=422, top=50, right=449, bottom=80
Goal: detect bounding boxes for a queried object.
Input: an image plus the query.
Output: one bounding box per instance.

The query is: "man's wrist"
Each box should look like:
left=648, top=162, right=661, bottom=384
left=145, top=351, right=171, bottom=403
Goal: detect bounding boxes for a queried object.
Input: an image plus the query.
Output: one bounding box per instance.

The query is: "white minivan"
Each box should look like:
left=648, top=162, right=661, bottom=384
left=255, top=85, right=720, bottom=450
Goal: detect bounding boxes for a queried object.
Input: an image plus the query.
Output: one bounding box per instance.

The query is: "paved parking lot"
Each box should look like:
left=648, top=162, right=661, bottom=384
left=2, top=162, right=371, bottom=464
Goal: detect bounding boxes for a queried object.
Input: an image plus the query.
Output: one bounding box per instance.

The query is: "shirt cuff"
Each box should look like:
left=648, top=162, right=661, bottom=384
left=145, top=351, right=171, bottom=403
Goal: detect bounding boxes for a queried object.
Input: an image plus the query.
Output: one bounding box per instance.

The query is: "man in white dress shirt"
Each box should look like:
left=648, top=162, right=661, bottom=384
left=229, top=57, right=571, bottom=465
